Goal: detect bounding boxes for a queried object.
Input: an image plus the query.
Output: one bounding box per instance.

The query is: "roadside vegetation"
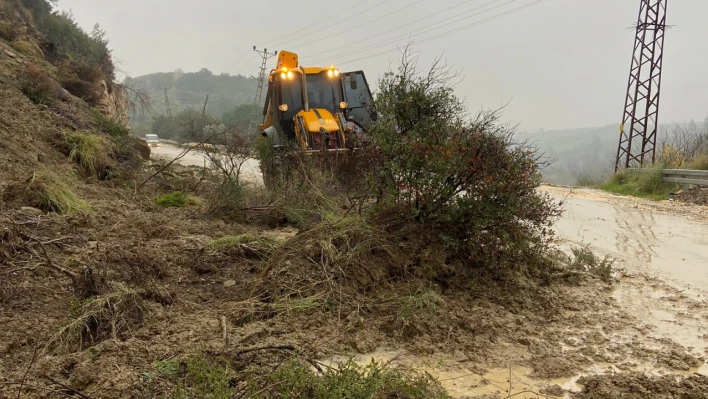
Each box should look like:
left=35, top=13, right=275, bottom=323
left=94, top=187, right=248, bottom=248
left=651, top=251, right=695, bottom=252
left=594, top=121, right=708, bottom=200
left=599, top=165, right=679, bottom=200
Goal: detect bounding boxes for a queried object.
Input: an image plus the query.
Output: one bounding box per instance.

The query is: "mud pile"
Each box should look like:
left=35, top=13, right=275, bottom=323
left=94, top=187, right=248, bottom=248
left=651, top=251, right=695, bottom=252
left=575, top=372, right=708, bottom=399
left=673, top=186, right=708, bottom=206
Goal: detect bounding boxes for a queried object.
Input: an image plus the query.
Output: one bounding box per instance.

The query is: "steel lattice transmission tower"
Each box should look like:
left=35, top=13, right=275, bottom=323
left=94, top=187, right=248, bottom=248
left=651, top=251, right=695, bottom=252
left=249, top=47, right=277, bottom=135
left=615, top=0, right=669, bottom=171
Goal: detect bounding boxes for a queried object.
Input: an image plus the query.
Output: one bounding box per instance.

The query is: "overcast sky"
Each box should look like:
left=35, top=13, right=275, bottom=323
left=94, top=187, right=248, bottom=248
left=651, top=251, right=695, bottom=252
left=56, top=0, right=707, bottom=131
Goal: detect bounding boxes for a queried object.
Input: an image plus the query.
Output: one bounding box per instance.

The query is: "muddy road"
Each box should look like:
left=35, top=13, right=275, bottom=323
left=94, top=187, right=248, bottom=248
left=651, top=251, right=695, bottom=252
left=546, top=186, right=708, bottom=291
left=150, top=143, right=262, bottom=183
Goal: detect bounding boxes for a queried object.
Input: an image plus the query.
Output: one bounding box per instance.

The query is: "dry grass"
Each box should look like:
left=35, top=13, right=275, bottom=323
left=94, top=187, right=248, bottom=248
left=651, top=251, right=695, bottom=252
left=49, top=283, right=145, bottom=353
left=208, top=234, right=279, bottom=259
left=10, top=39, right=43, bottom=58
left=27, top=169, right=88, bottom=213
left=687, top=154, right=708, bottom=171
left=20, top=63, right=55, bottom=105
left=63, top=130, right=113, bottom=177
left=0, top=21, right=20, bottom=41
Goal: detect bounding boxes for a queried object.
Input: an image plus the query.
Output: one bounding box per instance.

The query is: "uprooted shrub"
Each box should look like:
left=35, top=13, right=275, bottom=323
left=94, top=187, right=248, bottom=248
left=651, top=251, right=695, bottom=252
left=361, top=48, right=561, bottom=274
left=254, top=138, right=354, bottom=228
left=256, top=215, right=402, bottom=311
left=49, top=282, right=146, bottom=352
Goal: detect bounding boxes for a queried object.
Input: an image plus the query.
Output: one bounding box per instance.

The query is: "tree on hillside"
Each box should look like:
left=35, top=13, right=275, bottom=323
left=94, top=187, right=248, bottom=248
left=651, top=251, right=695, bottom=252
left=222, top=104, right=260, bottom=130
left=151, top=115, right=177, bottom=139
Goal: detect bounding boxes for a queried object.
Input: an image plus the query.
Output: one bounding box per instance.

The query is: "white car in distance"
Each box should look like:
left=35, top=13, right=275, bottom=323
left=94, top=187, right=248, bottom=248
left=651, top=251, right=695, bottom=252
left=145, top=134, right=160, bottom=147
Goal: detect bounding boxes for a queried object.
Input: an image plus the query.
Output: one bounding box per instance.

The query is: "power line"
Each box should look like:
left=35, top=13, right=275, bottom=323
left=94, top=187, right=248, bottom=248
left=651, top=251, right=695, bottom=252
left=285, top=0, right=427, bottom=49
left=264, top=0, right=372, bottom=46
left=230, top=54, right=256, bottom=75
left=222, top=49, right=252, bottom=73
left=331, top=0, right=551, bottom=66
left=300, top=0, right=490, bottom=60
left=304, top=0, right=517, bottom=65
left=274, top=0, right=396, bottom=48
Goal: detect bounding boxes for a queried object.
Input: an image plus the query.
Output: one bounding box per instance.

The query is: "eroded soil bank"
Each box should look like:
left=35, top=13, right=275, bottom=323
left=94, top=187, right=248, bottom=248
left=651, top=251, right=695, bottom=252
left=1, top=187, right=707, bottom=398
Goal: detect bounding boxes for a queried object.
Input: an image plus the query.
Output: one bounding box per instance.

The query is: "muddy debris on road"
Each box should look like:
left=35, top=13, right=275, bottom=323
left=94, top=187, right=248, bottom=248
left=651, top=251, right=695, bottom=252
left=672, top=186, right=708, bottom=206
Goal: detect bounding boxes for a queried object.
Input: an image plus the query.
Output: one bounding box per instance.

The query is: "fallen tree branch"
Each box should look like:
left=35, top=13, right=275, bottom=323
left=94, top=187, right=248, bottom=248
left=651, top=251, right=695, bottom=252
left=221, top=316, right=228, bottom=347
left=236, top=345, right=323, bottom=374
left=0, top=382, right=78, bottom=398
left=16, top=345, right=39, bottom=399
left=42, top=375, right=94, bottom=399
left=26, top=236, right=77, bottom=279
left=236, top=345, right=298, bottom=356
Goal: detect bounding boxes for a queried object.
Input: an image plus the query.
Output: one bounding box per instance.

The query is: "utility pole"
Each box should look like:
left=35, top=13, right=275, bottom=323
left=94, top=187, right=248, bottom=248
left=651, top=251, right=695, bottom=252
left=160, top=86, right=172, bottom=118
left=200, top=95, right=210, bottom=124
left=252, top=47, right=278, bottom=106
left=249, top=47, right=278, bottom=136
left=615, top=0, right=669, bottom=171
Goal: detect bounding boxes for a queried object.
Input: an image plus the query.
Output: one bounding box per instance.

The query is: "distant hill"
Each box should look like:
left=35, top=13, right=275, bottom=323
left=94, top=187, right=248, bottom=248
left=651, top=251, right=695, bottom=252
left=516, top=124, right=619, bottom=185
left=517, top=121, right=707, bottom=186
left=123, top=68, right=257, bottom=123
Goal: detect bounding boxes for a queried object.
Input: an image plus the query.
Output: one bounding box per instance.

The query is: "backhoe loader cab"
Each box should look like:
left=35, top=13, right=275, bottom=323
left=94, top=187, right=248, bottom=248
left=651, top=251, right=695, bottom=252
left=258, top=50, right=375, bottom=154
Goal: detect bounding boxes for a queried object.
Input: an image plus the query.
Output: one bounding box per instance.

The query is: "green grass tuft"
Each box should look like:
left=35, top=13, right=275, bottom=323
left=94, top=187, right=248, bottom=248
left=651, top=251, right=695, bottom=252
left=10, top=39, right=43, bottom=58
left=397, top=288, right=444, bottom=326
left=92, top=109, right=130, bottom=138
left=155, top=192, right=191, bottom=208
left=569, top=246, right=615, bottom=283
left=600, top=166, right=679, bottom=200
left=251, top=357, right=451, bottom=398
left=28, top=171, right=88, bottom=214
left=63, top=131, right=111, bottom=176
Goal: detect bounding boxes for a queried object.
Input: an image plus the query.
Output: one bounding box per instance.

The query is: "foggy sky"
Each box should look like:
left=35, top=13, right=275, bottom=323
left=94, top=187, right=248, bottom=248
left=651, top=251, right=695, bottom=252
left=57, top=0, right=708, bottom=131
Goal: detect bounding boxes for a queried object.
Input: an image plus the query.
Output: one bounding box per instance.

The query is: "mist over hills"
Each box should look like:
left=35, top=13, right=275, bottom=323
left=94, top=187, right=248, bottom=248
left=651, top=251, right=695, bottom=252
left=124, top=68, right=257, bottom=123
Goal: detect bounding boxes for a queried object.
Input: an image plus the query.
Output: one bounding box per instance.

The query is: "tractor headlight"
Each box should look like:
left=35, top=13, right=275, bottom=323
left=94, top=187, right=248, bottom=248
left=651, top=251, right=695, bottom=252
left=280, top=72, right=287, bottom=79
left=327, top=70, right=334, bottom=78
left=287, top=71, right=293, bottom=79
left=278, top=104, right=288, bottom=112
left=339, top=101, right=348, bottom=109
left=333, top=69, right=340, bottom=77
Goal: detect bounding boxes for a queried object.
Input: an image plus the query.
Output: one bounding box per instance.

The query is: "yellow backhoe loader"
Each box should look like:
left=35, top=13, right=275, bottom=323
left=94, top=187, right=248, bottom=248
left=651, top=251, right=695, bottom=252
left=257, top=50, right=376, bottom=179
